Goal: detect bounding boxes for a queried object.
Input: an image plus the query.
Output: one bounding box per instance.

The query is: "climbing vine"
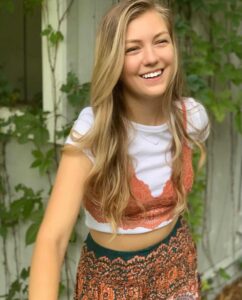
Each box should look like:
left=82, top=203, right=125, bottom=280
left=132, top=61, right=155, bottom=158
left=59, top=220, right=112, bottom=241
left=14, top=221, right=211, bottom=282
left=0, top=0, right=242, bottom=299
left=166, top=0, right=242, bottom=297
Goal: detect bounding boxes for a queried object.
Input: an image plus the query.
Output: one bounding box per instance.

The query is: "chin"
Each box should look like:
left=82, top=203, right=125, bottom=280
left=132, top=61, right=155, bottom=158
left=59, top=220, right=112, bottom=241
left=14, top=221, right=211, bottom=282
left=142, top=88, right=168, bottom=99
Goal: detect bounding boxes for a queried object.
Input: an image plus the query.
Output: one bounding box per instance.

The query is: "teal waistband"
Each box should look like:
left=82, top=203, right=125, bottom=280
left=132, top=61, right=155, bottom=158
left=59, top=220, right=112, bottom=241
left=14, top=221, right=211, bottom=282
left=84, top=217, right=182, bottom=261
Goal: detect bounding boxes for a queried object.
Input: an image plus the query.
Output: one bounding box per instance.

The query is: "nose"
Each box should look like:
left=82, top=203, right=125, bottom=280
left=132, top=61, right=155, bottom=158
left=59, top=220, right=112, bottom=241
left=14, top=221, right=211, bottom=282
left=142, top=46, right=158, bottom=66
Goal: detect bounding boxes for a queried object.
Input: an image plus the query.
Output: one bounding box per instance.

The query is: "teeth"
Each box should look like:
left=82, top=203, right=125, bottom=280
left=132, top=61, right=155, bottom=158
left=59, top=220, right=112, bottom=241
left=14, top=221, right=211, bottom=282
left=142, top=70, right=162, bottom=79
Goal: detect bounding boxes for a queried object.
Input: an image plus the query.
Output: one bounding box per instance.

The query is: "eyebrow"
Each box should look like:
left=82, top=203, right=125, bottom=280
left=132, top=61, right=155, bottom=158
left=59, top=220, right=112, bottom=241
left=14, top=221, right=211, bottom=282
left=125, top=31, right=169, bottom=43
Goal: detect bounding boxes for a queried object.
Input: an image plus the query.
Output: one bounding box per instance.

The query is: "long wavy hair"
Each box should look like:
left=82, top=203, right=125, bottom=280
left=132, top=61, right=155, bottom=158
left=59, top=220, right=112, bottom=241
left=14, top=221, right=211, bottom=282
left=63, top=0, right=208, bottom=233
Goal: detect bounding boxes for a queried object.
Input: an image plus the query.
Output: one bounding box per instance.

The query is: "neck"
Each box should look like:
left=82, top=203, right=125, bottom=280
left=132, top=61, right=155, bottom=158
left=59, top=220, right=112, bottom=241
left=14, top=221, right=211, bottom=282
left=124, top=94, right=167, bottom=126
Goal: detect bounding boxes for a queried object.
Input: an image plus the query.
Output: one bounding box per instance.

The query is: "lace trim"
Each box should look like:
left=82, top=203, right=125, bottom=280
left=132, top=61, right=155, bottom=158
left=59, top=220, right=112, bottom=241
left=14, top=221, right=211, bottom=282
left=85, top=144, right=193, bottom=230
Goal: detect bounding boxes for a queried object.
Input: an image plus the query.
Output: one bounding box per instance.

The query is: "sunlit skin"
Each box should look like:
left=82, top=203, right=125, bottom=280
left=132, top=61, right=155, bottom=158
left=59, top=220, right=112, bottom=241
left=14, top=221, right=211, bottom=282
left=121, top=10, right=175, bottom=125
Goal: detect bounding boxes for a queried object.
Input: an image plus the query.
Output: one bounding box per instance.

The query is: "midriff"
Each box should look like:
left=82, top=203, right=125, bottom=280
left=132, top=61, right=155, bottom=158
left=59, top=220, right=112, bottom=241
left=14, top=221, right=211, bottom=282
left=89, top=216, right=179, bottom=252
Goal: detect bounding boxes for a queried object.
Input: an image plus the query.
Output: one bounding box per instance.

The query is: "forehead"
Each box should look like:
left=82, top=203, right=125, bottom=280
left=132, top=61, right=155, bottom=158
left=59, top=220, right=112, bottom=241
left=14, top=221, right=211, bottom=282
left=126, top=10, right=169, bottom=40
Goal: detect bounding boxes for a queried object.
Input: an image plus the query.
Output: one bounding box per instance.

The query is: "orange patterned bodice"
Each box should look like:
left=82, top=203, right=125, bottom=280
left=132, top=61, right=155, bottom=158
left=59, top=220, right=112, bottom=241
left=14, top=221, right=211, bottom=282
left=85, top=143, right=193, bottom=230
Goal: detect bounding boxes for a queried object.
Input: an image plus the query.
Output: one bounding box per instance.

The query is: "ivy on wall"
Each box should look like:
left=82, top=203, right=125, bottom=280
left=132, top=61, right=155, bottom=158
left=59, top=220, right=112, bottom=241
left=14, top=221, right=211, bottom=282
left=171, top=0, right=242, bottom=129
left=0, top=0, right=242, bottom=299
left=166, top=0, right=242, bottom=296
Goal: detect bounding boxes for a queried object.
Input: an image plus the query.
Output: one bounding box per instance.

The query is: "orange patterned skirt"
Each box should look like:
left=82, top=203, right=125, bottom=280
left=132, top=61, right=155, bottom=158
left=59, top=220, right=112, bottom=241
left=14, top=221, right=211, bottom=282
left=74, top=218, right=201, bottom=300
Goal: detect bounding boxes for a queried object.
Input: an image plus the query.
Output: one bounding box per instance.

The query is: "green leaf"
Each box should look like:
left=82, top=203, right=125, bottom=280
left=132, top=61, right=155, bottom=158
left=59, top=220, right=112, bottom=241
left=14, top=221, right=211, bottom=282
left=6, top=279, right=21, bottom=299
left=41, top=24, right=53, bottom=36
left=61, top=72, right=90, bottom=108
left=32, top=149, right=43, bottom=159
left=31, top=148, right=55, bottom=174
left=69, top=229, right=77, bottom=243
left=20, top=267, right=30, bottom=280
left=237, top=257, right=242, bottom=270
left=235, top=109, right=242, bottom=134
left=187, top=74, right=206, bottom=93
left=210, top=104, right=226, bottom=122
left=58, top=282, right=66, bottom=297
left=10, top=111, right=49, bottom=147
left=30, top=160, right=42, bottom=168
left=56, top=123, right=72, bottom=139
left=175, top=18, right=190, bottom=36
left=201, top=278, right=213, bottom=292
left=49, top=31, right=64, bottom=45
left=29, top=208, right=44, bottom=223
left=23, top=201, right=36, bottom=219
left=25, top=222, right=40, bottom=245
left=0, top=226, right=7, bottom=239
left=218, top=268, right=231, bottom=280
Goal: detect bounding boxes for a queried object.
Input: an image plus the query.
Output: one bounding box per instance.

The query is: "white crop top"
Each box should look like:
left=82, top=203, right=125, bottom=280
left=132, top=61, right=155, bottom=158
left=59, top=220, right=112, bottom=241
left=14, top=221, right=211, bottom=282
left=65, top=97, right=209, bottom=234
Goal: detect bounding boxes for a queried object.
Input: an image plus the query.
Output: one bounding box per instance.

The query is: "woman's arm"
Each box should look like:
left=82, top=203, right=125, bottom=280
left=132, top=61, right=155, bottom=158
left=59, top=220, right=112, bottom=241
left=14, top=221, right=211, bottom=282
left=29, top=151, right=92, bottom=300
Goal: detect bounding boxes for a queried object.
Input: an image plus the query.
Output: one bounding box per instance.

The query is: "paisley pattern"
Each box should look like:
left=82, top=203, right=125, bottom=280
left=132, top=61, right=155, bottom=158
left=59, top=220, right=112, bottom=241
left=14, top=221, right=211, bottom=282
left=74, top=219, right=201, bottom=300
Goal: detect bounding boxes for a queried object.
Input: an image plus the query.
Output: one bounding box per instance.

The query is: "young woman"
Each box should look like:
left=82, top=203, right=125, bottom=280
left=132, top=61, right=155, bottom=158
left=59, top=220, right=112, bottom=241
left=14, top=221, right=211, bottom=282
left=29, top=0, right=210, bottom=299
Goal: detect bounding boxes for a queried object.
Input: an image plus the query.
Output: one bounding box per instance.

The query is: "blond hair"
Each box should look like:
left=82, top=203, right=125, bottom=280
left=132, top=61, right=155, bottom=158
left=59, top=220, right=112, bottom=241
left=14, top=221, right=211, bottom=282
left=63, top=0, right=208, bottom=233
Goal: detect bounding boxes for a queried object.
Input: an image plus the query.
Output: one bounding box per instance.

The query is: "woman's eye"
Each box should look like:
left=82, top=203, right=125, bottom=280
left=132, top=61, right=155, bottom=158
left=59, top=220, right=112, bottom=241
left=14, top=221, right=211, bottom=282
left=125, top=47, right=139, bottom=53
left=156, top=39, right=168, bottom=45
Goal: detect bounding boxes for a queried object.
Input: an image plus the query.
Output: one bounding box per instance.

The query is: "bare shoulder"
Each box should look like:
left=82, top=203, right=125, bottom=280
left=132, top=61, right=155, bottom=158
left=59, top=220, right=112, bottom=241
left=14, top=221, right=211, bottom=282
left=55, top=150, right=93, bottom=189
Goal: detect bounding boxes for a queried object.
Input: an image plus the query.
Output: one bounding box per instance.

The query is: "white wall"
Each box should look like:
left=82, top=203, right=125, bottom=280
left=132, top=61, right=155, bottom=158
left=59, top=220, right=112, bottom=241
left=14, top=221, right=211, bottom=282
left=198, top=116, right=242, bottom=297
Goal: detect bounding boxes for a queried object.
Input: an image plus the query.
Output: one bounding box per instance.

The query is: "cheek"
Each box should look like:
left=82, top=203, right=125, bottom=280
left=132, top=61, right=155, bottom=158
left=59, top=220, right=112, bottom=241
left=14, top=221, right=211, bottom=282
left=122, top=57, right=140, bottom=77
left=163, top=46, right=175, bottom=64
left=165, top=47, right=177, bottom=82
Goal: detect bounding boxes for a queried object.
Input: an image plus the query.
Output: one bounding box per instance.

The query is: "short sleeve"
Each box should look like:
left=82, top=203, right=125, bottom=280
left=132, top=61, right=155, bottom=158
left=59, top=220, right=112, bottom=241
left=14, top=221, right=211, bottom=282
left=65, top=106, right=94, bottom=161
left=184, top=97, right=210, bottom=143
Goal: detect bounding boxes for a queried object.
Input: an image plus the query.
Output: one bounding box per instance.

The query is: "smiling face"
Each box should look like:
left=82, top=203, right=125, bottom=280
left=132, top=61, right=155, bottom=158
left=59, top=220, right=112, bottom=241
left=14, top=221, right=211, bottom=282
left=121, top=9, right=175, bottom=106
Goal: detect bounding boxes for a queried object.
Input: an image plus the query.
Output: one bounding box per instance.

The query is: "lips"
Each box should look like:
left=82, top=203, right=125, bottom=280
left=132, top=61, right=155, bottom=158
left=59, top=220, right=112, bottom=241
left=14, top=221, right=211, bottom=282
left=140, top=68, right=164, bottom=76
left=140, top=69, right=164, bottom=79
